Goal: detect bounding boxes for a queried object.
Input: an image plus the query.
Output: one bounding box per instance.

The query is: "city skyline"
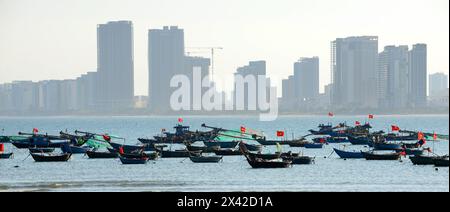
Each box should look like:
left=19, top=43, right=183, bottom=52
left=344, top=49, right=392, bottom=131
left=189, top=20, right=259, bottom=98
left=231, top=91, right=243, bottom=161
left=0, top=0, right=448, bottom=95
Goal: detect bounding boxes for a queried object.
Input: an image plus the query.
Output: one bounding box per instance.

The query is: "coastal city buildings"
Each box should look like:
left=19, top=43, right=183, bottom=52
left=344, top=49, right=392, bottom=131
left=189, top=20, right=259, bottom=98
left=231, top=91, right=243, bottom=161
left=0, top=21, right=446, bottom=115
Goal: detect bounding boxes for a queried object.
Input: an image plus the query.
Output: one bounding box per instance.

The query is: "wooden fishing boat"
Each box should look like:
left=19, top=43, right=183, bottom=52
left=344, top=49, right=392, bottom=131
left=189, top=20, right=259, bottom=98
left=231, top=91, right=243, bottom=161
left=61, top=144, right=91, bottom=154
left=203, top=141, right=239, bottom=149
left=189, top=155, right=223, bottom=163
left=373, top=142, right=403, bottom=151
left=109, top=142, right=145, bottom=153
left=313, top=137, right=347, bottom=144
left=304, top=143, right=324, bottom=149
left=385, top=133, right=417, bottom=141
left=12, top=140, right=69, bottom=149
left=287, top=140, right=308, bottom=147
left=256, top=138, right=289, bottom=146
left=31, top=153, right=72, bottom=162
left=333, top=148, right=364, bottom=159
left=410, top=155, right=438, bottom=165
left=244, top=156, right=292, bottom=168
left=433, top=156, right=449, bottom=167
left=395, top=148, right=424, bottom=156
left=119, top=156, right=148, bottom=165
left=118, top=151, right=159, bottom=160
left=186, top=144, right=219, bottom=153
left=243, top=143, right=263, bottom=152
left=28, top=147, right=55, bottom=153
left=347, top=136, right=371, bottom=145
left=0, top=152, right=13, bottom=159
left=86, top=150, right=118, bottom=159
left=361, top=151, right=401, bottom=161
left=214, top=148, right=242, bottom=156
left=280, top=153, right=314, bottom=164
left=155, top=148, right=197, bottom=158
left=247, top=152, right=281, bottom=160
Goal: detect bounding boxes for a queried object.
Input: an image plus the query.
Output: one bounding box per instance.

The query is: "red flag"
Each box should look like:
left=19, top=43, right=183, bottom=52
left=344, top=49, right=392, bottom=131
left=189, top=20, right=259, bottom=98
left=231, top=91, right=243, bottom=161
left=328, top=112, right=334, bottom=117
left=103, top=135, right=111, bottom=142
left=391, top=125, right=400, bottom=132
left=400, top=151, right=406, bottom=156
left=355, top=121, right=361, bottom=126
left=417, top=132, right=424, bottom=140
left=33, top=128, right=39, bottom=134
left=276, top=131, right=285, bottom=137
left=119, top=146, right=124, bottom=155
left=433, top=133, right=437, bottom=141
left=368, top=114, right=374, bottom=119
left=0, top=143, right=4, bottom=152
left=240, top=126, right=246, bottom=133
left=178, top=118, right=183, bottom=123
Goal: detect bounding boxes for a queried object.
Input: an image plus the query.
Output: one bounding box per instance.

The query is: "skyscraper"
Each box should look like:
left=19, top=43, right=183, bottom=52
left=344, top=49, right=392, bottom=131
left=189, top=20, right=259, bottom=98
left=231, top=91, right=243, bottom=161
left=378, top=45, right=409, bottom=108
left=408, top=44, right=427, bottom=107
left=234, top=61, right=269, bottom=111
left=294, top=57, right=320, bottom=101
left=148, top=26, right=185, bottom=113
left=96, top=21, right=134, bottom=110
left=429, top=73, right=448, bottom=97
left=331, top=36, right=379, bottom=109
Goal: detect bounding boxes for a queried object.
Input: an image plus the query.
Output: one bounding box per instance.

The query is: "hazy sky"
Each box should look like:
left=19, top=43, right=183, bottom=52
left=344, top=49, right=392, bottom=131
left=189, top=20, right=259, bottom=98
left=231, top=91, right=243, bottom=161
left=0, top=0, right=448, bottom=95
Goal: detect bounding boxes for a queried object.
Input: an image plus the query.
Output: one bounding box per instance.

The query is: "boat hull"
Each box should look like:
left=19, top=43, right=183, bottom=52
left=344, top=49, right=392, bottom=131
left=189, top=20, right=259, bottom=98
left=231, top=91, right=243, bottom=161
left=410, top=155, right=436, bottom=165
left=31, top=153, right=72, bottom=162
left=29, top=148, right=55, bottom=153
left=362, top=152, right=401, bottom=160
left=61, top=144, right=91, bottom=154
left=86, top=151, right=118, bottom=159
left=214, top=149, right=242, bottom=156
left=204, top=141, right=239, bottom=149
left=334, top=148, right=364, bottom=159
left=119, top=156, right=148, bottom=165
left=373, top=143, right=402, bottom=151
left=304, top=143, right=324, bottom=149
left=189, top=155, right=223, bottom=163
left=0, top=153, right=13, bottom=159
left=433, top=157, right=449, bottom=167
left=347, top=136, right=371, bottom=145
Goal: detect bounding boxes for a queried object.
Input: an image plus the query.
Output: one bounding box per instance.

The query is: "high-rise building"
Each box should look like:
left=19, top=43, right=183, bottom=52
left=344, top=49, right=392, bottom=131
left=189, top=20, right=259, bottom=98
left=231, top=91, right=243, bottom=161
left=294, top=57, right=320, bottom=101
left=378, top=45, right=409, bottom=108
left=408, top=44, right=427, bottom=107
left=76, top=71, right=97, bottom=111
left=331, top=36, right=379, bottom=109
left=96, top=21, right=134, bottom=110
left=429, top=73, right=448, bottom=97
left=234, top=61, right=269, bottom=111
left=184, top=56, right=211, bottom=110
left=148, top=26, right=185, bottom=113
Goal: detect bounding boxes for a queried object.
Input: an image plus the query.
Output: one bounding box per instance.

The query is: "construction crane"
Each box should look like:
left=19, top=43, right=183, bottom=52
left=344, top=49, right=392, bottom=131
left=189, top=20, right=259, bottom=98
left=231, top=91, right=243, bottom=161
left=186, top=47, right=223, bottom=82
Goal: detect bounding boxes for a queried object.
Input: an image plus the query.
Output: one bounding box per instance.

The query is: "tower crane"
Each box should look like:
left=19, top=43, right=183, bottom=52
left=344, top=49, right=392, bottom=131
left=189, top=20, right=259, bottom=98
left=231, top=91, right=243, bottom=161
left=186, top=47, right=223, bottom=82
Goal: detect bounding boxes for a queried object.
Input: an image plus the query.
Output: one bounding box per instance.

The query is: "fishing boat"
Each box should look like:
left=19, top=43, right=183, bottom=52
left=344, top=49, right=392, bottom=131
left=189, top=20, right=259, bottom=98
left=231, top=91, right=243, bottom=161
left=86, top=150, right=118, bottom=159
left=433, top=156, right=449, bottom=167
left=203, top=140, right=239, bottom=149
left=361, top=151, right=401, bottom=161
left=189, top=155, right=223, bottom=163
left=304, top=143, right=324, bottom=149
left=410, top=155, right=438, bottom=165
left=395, top=148, right=424, bottom=156
left=149, top=124, right=220, bottom=144
left=256, top=138, right=289, bottom=146
left=29, top=147, right=55, bottom=153
left=109, top=142, right=145, bottom=153
left=31, top=153, right=72, bottom=162
left=155, top=148, right=195, bottom=158
left=243, top=143, right=263, bottom=152
left=0, top=152, right=13, bottom=159
left=214, top=148, right=242, bottom=156
left=119, top=156, right=148, bottom=165
left=385, top=131, right=418, bottom=141
left=313, top=137, right=348, bottom=144
left=373, top=142, right=403, bottom=151
left=287, top=140, right=308, bottom=147
left=240, top=143, right=291, bottom=169
left=280, top=153, right=314, bottom=165
left=347, top=136, right=371, bottom=145
left=333, top=148, right=364, bottom=159
left=247, top=152, right=281, bottom=160
left=61, top=144, right=91, bottom=154
left=186, top=144, right=219, bottom=153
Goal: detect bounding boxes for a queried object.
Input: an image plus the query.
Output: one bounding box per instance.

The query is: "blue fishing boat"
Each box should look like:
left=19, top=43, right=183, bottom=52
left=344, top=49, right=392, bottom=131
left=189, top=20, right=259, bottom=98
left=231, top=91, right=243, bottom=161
left=109, top=142, right=145, bottom=153
left=304, top=143, right=323, bottom=149
left=119, top=156, right=148, bottom=165
left=333, top=148, right=364, bottom=159
left=61, top=144, right=91, bottom=154
left=347, top=136, right=371, bottom=145
left=203, top=140, right=239, bottom=149
left=373, top=142, right=402, bottom=151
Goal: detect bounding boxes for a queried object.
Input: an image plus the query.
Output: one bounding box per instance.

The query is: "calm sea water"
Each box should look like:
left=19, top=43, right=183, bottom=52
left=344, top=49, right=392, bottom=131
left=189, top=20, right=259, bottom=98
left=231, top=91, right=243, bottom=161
left=0, top=115, right=448, bottom=192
